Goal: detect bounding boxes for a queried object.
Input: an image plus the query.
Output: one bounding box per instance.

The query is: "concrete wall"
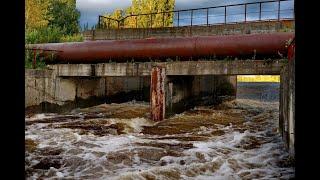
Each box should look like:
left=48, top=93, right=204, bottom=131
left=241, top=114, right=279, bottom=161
left=25, top=69, right=152, bottom=113
left=25, top=69, right=107, bottom=113
left=279, top=59, right=295, bottom=157
left=83, top=20, right=294, bottom=40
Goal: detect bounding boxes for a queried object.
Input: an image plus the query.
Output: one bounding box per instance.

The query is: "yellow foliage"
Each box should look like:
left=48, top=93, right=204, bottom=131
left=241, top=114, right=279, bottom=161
left=101, top=0, right=175, bottom=28
left=25, top=0, right=52, bottom=30
left=237, top=75, right=280, bottom=82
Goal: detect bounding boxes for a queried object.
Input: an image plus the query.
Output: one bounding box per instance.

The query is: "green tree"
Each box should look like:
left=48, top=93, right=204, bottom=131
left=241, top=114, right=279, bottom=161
left=48, top=0, right=80, bottom=35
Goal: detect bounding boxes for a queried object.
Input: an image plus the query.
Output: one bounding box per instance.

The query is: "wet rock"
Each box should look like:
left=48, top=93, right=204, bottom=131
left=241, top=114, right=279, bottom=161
left=195, top=152, right=206, bottom=162
left=227, top=158, right=242, bottom=172
left=137, top=148, right=181, bottom=161
left=107, top=151, right=134, bottom=165
left=277, top=156, right=295, bottom=168
left=237, top=136, right=267, bottom=150
left=64, top=156, right=87, bottom=168
left=210, top=130, right=225, bottom=136
left=32, top=156, right=63, bottom=170
left=141, top=173, right=156, bottom=180
left=37, top=147, right=63, bottom=156
left=66, top=148, right=83, bottom=155
left=57, top=120, right=126, bottom=136
left=160, top=160, right=167, bottom=166
left=179, top=160, right=186, bottom=165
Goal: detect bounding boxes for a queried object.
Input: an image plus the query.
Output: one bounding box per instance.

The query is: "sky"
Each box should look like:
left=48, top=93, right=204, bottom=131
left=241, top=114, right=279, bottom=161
left=76, top=0, right=293, bottom=28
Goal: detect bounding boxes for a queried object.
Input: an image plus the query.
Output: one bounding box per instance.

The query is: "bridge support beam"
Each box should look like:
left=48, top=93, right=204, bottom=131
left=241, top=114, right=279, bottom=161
left=150, top=66, right=166, bottom=121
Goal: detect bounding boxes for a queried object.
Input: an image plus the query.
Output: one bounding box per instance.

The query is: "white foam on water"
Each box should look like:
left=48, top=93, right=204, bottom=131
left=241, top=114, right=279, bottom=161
left=25, top=99, right=294, bottom=179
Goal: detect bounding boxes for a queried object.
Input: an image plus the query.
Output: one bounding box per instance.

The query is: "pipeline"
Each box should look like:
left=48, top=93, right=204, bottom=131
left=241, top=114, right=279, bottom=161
left=26, top=32, right=294, bottom=63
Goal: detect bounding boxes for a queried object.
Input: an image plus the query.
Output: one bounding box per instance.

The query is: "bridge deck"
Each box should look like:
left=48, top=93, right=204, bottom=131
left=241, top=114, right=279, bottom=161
left=48, top=60, right=286, bottom=77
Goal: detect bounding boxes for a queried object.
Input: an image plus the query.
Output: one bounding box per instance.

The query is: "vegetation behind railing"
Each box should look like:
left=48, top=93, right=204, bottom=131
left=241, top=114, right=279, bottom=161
left=98, top=0, right=294, bottom=29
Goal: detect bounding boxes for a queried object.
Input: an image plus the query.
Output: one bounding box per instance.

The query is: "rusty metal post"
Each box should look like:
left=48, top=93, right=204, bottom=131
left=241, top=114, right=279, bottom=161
left=150, top=66, right=166, bottom=121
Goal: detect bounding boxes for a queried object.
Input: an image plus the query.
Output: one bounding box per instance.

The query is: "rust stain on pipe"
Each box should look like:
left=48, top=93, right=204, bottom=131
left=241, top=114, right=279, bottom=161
left=26, top=32, right=294, bottom=63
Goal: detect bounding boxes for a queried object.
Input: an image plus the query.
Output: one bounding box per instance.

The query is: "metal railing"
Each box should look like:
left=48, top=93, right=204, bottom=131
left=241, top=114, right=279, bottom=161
left=98, top=0, right=294, bottom=29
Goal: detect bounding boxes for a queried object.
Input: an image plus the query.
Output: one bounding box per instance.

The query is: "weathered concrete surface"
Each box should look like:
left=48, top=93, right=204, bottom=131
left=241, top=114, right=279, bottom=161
left=25, top=70, right=150, bottom=111
left=280, top=59, right=295, bottom=157
left=83, top=20, right=294, bottom=40
left=49, top=60, right=285, bottom=77
left=25, top=69, right=106, bottom=113
left=25, top=69, right=57, bottom=107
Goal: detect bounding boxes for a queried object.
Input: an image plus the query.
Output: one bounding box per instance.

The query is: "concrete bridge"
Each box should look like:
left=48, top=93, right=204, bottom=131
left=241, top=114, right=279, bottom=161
left=25, top=20, right=295, bottom=156
left=45, top=59, right=285, bottom=118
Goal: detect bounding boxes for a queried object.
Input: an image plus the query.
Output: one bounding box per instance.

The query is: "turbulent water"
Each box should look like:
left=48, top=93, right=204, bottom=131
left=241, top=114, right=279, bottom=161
left=25, top=83, right=294, bottom=179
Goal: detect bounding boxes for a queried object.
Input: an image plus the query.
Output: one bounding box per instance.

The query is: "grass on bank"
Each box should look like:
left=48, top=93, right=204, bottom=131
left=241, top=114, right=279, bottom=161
left=237, top=75, right=280, bottom=82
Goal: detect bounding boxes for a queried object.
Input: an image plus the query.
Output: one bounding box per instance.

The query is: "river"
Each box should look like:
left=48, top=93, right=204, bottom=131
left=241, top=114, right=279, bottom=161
left=25, top=82, right=295, bottom=179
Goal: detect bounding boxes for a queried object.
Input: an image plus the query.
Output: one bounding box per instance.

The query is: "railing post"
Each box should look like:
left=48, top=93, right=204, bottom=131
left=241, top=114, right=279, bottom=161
left=207, top=8, right=209, bottom=26
left=244, top=4, right=247, bottom=22
left=177, top=11, right=180, bottom=27
left=278, top=0, right=281, bottom=20
left=225, top=6, right=227, bottom=24
left=191, top=10, right=193, bottom=26
left=259, top=2, right=262, bottom=21
left=98, top=16, right=101, bottom=29
left=136, top=16, right=138, bottom=28
left=150, top=14, right=153, bottom=28
left=162, top=12, right=165, bottom=27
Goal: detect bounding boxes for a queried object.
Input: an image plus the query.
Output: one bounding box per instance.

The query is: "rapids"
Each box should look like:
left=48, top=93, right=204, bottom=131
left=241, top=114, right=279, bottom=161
left=25, top=83, right=294, bottom=179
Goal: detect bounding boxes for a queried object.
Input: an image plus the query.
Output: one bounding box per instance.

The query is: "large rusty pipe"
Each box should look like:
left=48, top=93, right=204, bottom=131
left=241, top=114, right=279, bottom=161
left=26, top=32, right=294, bottom=63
